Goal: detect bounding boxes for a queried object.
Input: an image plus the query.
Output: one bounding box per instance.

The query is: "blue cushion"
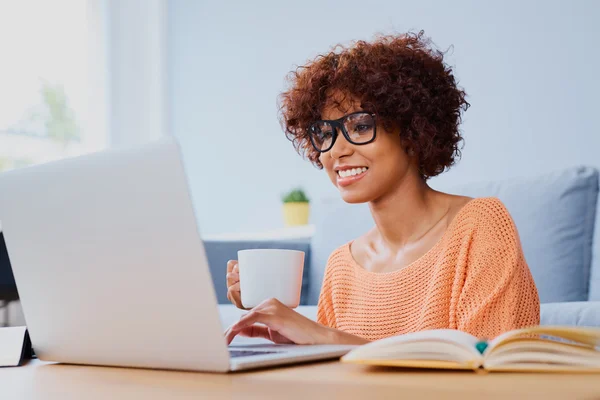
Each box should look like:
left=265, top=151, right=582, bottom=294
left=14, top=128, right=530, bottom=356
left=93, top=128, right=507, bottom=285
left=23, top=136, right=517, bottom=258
left=541, top=302, right=600, bottom=327
left=588, top=197, right=600, bottom=300
left=446, top=166, right=598, bottom=303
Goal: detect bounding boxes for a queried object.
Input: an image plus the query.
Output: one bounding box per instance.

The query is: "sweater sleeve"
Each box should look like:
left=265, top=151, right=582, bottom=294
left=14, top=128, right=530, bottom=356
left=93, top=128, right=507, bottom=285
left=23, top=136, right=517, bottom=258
left=455, top=198, right=540, bottom=339
left=316, top=253, right=337, bottom=329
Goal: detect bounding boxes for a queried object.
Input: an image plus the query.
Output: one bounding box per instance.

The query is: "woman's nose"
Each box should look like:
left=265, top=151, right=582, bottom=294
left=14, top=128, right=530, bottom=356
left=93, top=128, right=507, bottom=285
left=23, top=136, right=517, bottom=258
left=329, top=128, right=354, bottom=159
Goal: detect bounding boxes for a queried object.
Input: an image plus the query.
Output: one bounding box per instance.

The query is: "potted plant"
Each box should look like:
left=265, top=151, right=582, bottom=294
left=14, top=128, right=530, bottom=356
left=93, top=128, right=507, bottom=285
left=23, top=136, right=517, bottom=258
left=281, top=188, right=310, bottom=226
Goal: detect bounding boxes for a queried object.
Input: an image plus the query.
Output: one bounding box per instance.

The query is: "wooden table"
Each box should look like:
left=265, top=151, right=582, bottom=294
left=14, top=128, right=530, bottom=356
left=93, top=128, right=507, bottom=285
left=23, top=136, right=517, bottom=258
left=2, top=359, right=600, bottom=399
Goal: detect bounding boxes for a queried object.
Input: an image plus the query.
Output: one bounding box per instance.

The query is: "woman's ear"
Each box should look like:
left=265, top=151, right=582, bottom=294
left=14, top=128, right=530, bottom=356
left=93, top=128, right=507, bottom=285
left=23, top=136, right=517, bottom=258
left=400, top=138, right=415, bottom=157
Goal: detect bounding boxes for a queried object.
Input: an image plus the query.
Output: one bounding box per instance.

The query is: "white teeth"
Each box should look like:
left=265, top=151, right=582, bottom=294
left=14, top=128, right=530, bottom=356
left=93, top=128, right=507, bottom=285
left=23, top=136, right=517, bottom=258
left=338, top=167, right=368, bottom=178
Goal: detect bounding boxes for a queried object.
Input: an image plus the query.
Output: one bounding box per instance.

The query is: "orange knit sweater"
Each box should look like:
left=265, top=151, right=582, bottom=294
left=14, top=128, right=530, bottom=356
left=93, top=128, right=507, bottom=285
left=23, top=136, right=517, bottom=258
left=316, top=197, right=540, bottom=341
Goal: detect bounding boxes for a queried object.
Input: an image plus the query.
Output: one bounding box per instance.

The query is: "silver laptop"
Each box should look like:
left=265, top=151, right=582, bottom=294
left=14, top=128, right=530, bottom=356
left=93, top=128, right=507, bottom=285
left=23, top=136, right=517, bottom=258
left=0, top=136, right=355, bottom=372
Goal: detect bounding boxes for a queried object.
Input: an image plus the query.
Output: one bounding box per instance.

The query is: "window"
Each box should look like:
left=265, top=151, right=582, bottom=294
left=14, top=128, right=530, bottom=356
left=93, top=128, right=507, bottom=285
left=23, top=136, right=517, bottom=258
left=0, top=1, right=105, bottom=173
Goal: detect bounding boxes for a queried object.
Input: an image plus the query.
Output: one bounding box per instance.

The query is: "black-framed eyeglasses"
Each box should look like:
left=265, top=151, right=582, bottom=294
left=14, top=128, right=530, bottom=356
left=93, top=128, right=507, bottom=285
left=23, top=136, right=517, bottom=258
left=308, top=111, right=377, bottom=153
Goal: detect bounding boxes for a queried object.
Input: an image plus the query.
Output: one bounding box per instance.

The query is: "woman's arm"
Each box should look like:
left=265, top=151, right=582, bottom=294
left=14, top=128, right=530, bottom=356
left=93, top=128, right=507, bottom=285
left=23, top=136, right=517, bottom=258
left=455, top=199, right=540, bottom=339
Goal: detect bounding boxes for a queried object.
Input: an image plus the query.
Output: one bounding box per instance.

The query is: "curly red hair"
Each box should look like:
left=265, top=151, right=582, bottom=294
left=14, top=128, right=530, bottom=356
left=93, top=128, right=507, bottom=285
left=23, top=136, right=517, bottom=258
left=278, top=31, right=470, bottom=180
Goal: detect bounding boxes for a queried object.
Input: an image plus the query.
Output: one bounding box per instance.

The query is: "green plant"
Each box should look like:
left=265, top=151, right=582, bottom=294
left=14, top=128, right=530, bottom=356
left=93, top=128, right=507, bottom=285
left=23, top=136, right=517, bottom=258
left=282, top=188, right=309, bottom=203
left=25, top=80, right=81, bottom=147
left=42, top=82, right=80, bottom=145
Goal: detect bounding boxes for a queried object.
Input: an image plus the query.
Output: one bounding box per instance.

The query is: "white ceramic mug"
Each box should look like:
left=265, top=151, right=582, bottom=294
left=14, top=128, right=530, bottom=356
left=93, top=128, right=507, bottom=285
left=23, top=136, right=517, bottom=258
left=237, top=249, right=305, bottom=309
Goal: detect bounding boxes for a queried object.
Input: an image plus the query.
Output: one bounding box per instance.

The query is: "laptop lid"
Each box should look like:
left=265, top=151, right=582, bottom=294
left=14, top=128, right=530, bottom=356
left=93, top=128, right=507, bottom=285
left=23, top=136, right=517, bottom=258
left=0, top=137, right=231, bottom=372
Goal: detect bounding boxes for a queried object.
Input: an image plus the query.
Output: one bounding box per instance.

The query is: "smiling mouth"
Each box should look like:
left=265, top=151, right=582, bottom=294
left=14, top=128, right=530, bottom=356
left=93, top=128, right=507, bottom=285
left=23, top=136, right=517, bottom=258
left=336, top=167, right=368, bottom=178
left=335, top=167, right=369, bottom=187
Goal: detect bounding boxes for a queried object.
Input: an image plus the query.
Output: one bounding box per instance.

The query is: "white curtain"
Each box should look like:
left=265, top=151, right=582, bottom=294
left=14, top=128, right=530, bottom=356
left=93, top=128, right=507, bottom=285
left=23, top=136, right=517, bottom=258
left=91, top=0, right=169, bottom=149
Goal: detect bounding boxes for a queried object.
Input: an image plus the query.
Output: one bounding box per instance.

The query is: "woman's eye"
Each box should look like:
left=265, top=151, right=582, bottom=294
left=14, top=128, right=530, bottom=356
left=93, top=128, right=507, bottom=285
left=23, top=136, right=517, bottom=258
left=354, top=124, right=371, bottom=133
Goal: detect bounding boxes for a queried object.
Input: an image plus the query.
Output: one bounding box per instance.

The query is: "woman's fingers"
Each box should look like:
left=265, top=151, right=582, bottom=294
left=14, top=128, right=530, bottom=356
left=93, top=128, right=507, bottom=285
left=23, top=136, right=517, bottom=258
left=226, top=260, right=240, bottom=288
left=226, top=260, right=242, bottom=309
left=236, top=325, right=271, bottom=340
left=226, top=261, right=239, bottom=281
left=227, top=283, right=243, bottom=308
left=226, top=260, right=237, bottom=274
left=232, top=325, right=294, bottom=344
left=226, top=271, right=239, bottom=287
left=228, top=282, right=240, bottom=292
left=225, top=312, right=278, bottom=344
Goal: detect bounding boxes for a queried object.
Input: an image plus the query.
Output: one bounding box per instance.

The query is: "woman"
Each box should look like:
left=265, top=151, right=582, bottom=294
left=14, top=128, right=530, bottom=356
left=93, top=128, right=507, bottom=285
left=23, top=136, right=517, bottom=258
left=224, top=31, right=540, bottom=346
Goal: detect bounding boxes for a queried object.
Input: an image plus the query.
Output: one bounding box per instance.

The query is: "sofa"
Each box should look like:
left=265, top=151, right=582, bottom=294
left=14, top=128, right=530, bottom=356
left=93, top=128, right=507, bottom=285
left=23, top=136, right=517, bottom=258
left=209, top=166, right=600, bottom=335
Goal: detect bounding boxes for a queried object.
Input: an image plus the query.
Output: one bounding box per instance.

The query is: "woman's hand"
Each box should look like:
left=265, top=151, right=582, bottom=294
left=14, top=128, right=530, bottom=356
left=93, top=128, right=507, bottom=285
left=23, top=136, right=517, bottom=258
left=226, top=260, right=248, bottom=310
left=224, top=298, right=369, bottom=346
left=224, top=298, right=331, bottom=345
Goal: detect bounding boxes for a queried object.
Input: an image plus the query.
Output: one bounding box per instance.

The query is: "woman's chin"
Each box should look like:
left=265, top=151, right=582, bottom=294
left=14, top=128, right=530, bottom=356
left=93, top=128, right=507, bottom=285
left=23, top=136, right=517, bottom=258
left=339, top=189, right=372, bottom=204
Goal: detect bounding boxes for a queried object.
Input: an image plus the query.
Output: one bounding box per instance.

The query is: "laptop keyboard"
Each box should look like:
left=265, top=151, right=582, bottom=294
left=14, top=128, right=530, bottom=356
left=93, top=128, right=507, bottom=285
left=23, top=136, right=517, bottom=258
left=229, top=349, right=280, bottom=358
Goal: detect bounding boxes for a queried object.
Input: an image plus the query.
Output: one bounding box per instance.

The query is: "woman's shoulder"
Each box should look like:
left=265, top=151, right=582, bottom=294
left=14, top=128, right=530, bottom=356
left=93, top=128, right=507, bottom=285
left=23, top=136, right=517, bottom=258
left=451, top=196, right=519, bottom=242
left=456, top=196, right=513, bottom=223
left=325, top=241, right=354, bottom=266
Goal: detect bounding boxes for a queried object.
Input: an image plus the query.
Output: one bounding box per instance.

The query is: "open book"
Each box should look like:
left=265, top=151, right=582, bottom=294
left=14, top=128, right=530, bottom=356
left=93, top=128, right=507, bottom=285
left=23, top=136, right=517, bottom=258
left=341, top=326, right=600, bottom=372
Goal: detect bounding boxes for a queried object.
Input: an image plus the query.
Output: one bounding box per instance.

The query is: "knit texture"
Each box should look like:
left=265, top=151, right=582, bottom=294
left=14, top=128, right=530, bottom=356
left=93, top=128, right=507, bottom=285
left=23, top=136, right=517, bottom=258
left=316, top=197, right=540, bottom=341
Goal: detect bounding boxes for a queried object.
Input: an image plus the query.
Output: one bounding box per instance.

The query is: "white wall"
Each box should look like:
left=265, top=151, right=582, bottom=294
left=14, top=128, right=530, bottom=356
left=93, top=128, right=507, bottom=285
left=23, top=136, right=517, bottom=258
left=168, top=0, right=599, bottom=235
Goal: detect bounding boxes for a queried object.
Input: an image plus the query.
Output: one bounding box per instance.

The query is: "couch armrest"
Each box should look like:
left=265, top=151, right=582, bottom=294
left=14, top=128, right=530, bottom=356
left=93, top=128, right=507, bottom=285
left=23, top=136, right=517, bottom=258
left=203, top=239, right=311, bottom=305
left=541, top=301, right=600, bottom=327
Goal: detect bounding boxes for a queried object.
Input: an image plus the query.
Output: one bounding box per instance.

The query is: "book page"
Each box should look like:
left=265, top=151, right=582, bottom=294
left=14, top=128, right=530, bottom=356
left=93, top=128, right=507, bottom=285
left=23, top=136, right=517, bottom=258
left=0, top=326, right=27, bottom=367
left=342, top=329, right=483, bottom=366
left=484, top=349, right=600, bottom=372
left=486, top=326, right=600, bottom=355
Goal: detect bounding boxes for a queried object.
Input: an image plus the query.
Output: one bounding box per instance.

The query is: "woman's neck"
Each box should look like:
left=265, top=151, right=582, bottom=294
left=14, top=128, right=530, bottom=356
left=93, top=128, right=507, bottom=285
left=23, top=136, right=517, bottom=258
left=368, top=174, right=449, bottom=251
